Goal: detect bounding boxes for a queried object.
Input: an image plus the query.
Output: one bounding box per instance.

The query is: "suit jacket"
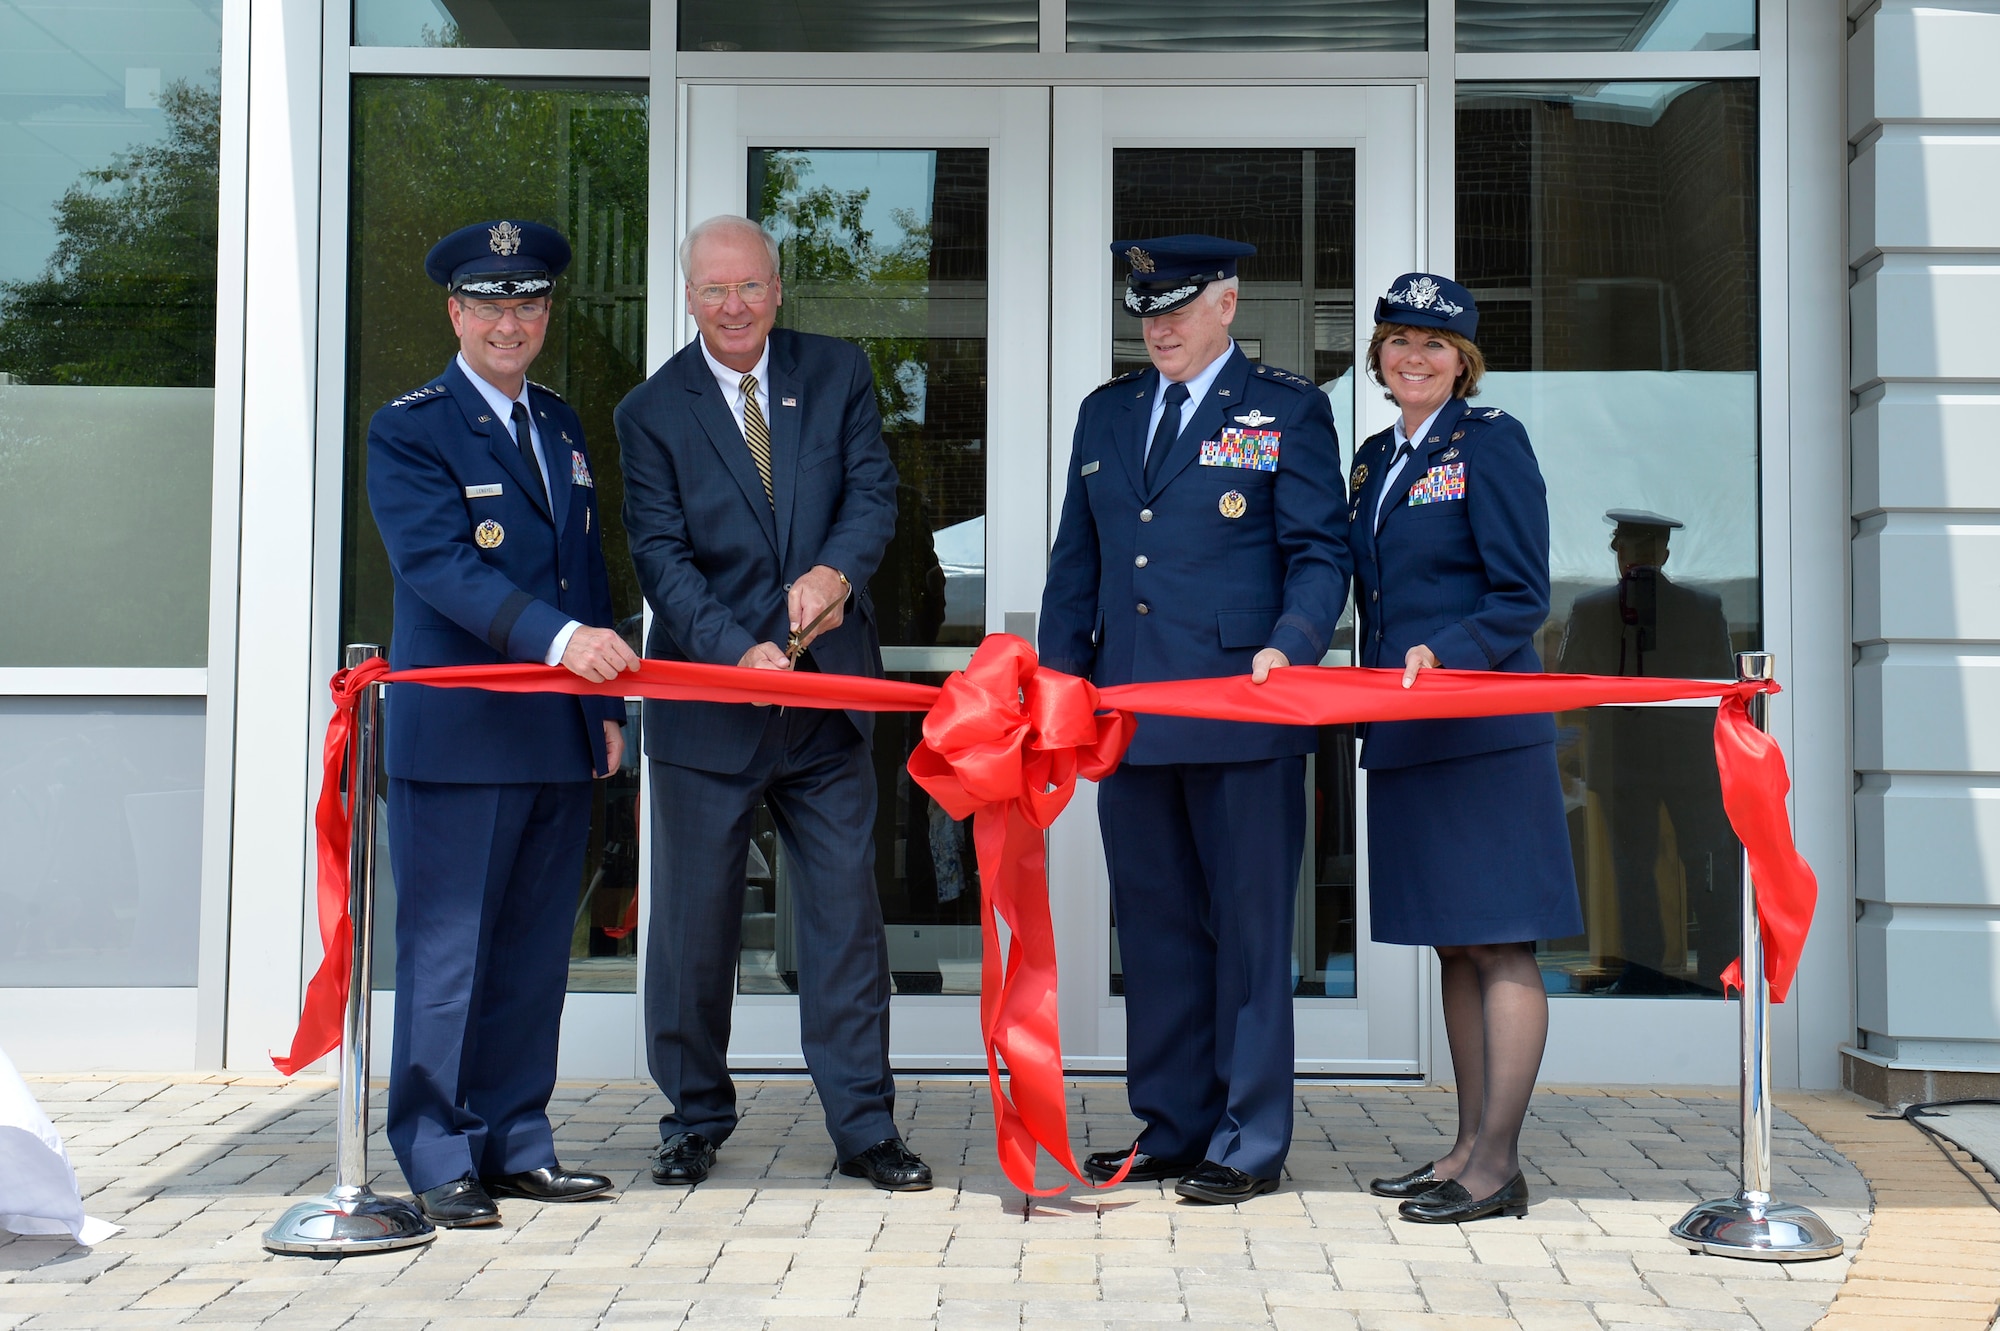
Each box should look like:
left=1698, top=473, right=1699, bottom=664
left=366, top=359, right=624, bottom=783
left=615, top=328, right=899, bottom=774
left=1039, top=348, right=1350, bottom=765
left=1349, top=396, right=1554, bottom=770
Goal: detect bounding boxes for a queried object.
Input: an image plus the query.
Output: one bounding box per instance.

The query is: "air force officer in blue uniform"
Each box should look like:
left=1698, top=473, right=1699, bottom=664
left=1349, top=274, right=1581, bottom=1225
left=366, top=220, right=640, bottom=1227
left=1040, top=237, right=1350, bottom=1203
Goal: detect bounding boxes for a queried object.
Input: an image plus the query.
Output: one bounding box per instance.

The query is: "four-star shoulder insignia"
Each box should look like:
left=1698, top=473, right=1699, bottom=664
left=388, top=384, right=447, bottom=408
left=528, top=379, right=565, bottom=402
left=1090, top=368, right=1145, bottom=395
left=1251, top=366, right=1317, bottom=392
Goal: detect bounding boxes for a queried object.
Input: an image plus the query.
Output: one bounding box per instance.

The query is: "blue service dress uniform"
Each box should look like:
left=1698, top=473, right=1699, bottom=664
left=365, top=359, right=624, bottom=1193
left=1040, top=346, right=1349, bottom=1178
left=1349, top=397, right=1582, bottom=946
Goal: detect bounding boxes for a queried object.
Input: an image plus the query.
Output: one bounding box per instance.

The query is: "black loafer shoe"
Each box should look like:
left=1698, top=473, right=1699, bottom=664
left=414, top=1174, right=500, bottom=1228
left=837, top=1138, right=934, bottom=1192
left=1083, top=1146, right=1200, bottom=1184
left=1398, top=1172, right=1530, bottom=1224
left=651, top=1132, right=717, bottom=1186
left=1369, top=1161, right=1444, bottom=1198
left=1174, top=1160, right=1281, bottom=1205
left=484, top=1165, right=614, bottom=1202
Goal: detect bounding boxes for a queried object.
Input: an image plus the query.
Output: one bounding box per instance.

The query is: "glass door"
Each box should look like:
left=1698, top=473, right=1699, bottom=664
left=679, top=85, right=1049, bottom=1066
left=1046, top=86, right=1424, bottom=1074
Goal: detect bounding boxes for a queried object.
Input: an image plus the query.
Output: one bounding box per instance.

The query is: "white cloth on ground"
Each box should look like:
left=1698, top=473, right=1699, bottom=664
left=0, top=1047, right=121, bottom=1245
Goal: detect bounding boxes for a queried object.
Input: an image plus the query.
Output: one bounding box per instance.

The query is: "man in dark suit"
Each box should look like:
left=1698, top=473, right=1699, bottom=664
left=614, top=214, right=928, bottom=1191
left=1040, top=236, right=1349, bottom=1203
left=367, top=219, right=640, bottom=1228
left=1558, top=510, right=1740, bottom=994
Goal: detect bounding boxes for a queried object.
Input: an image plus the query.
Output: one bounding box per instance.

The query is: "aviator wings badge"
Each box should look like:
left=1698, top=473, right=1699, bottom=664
left=1233, top=409, right=1278, bottom=427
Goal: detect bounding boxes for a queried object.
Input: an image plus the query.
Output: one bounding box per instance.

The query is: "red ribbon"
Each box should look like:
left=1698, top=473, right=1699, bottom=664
left=276, top=636, right=1818, bottom=1196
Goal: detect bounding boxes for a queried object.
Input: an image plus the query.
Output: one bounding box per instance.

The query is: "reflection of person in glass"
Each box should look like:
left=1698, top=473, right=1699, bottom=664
left=1350, top=274, right=1580, bottom=1225
left=1558, top=510, right=1740, bottom=995
left=366, top=220, right=639, bottom=1228
left=1040, top=235, right=1350, bottom=1205
left=614, top=215, right=930, bottom=1193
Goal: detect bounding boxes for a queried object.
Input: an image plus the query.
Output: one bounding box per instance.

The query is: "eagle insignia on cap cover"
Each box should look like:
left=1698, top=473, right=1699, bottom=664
left=1126, top=246, right=1155, bottom=274
left=489, top=221, right=524, bottom=256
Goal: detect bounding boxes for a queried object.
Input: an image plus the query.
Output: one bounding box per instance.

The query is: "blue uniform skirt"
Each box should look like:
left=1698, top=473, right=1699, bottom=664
left=1366, top=741, right=1583, bottom=947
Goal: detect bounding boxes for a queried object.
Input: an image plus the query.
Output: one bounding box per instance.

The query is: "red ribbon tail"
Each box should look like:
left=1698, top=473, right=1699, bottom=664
left=1713, top=693, right=1818, bottom=1004
left=273, top=661, right=386, bottom=1074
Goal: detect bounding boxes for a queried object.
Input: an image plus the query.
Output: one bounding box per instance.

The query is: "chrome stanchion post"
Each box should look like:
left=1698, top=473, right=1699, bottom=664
left=265, top=645, right=435, bottom=1256
left=1670, top=652, right=1841, bottom=1261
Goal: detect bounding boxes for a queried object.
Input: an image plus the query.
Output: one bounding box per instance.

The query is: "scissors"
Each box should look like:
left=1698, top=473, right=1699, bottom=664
left=785, top=596, right=842, bottom=663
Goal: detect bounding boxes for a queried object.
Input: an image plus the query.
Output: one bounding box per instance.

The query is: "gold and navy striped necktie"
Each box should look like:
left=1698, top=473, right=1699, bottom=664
left=739, top=373, right=774, bottom=508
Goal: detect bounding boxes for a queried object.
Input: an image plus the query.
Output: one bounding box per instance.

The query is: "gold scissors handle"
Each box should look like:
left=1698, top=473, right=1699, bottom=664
left=785, top=597, right=842, bottom=662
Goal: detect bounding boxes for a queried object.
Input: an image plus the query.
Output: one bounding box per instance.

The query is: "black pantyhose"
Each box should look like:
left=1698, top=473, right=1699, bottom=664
left=1429, top=941, right=1549, bottom=1200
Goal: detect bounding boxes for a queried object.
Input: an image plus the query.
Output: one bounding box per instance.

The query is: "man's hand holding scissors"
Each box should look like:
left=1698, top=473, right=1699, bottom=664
left=786, top=565, right=849, bottom=660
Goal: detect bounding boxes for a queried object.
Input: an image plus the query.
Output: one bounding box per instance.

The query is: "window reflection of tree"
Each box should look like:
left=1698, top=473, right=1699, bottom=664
left=0, top=79, right=219, bottom=388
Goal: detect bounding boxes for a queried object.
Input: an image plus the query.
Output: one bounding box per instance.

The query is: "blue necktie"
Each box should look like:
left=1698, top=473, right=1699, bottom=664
left=511, top=402, right=548, bottom=511
left=1144, top=380, right=1191, bottom=491
left=1375, top=439, right=1416, bottom=533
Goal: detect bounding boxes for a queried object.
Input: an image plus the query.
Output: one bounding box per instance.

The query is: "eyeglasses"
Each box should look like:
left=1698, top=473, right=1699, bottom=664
left=691, top=280, right=774, bottom=307
left=457, top=298, right=549, bottom=323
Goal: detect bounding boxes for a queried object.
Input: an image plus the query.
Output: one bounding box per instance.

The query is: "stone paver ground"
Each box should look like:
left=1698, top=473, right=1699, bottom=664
left=0, top=1076, right=1876, bottom=1330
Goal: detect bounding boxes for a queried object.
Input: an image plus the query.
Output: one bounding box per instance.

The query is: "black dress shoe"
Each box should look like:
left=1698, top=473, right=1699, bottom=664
left=1369, top=1161, right=1444, bottom=1198
left=651, top=1132, right=717, bottom=1186
left=484, top=1165, right=614, bottom=1202
left=837, top=1138, right=934, bottom=1191
left=414, top=1174, right=500, bottom=1228
left=1174, top=1160, right=1280, bottom=1204
left=1398, top=1172, right=1530, bottom=1224
left=1083, top=1146, right=1200, bottom=1184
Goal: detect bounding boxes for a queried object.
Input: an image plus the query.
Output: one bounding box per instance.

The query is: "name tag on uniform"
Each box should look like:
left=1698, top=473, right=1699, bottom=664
left=1199, top=427, right=1280, bottom=472
left=1080, top=460, right=1101, bottom=476
left=464, top=483, right=503, bottom=498
left=570, top=450, right=594, bottom=487
left=1406, top=462, right=1466, bottom=506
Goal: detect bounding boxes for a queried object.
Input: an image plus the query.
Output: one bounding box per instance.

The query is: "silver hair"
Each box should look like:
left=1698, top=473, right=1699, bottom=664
left=679, top=214, right=782, bottom=280
left=1203, top=276, right=1241, bottom=306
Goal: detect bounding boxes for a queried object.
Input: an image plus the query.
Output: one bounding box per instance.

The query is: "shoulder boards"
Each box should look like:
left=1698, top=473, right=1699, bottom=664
left=528, top=380, right=565, bottom=402
left=1249, top=365, right=1317, bottom=392
left=1090, top=368, right=1145, bottom=394
left=1476, top=406, right=1506, bottom=419
left=386, top=383, right=447, bottom=408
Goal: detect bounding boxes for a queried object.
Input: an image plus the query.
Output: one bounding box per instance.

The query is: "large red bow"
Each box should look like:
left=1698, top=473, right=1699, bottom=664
left=907, top=637, right=1133, bottom=1194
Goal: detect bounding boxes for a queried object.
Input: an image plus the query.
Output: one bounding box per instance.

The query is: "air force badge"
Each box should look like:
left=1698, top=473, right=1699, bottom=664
left=1233, top=409, right=1278, bottom=428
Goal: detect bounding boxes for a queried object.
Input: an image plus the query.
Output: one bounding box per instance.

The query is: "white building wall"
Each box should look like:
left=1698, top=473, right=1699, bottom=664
left=1850, top=0, right=2000, bottom=1073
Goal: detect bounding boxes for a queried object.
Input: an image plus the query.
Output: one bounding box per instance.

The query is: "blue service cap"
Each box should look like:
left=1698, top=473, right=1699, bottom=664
left=1111, top=234, right=1256, bottom=317
left=425, top=219, right=572, bottom=299
left=1374, top=272, right=1479, bottom=340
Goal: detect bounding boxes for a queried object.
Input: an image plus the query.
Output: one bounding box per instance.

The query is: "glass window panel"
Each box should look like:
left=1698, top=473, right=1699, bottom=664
left=1070, top=0, right=1424, bottom=51
left=355, top=0, right=648, bottom=49
left=0, top=0, right=222, bottom=666
left=680, top=1, right=1035, bottom=52
left=737, top=149, right=988, bottom=995
left=342, top=77, right=650, bottom=993
left=1105, top=148, right=1359, bottom=999
left=0, top=699, right=204, bottom=987
left=1457, top=81, right=1758, bottom=998
left=1458, top=0, right=1755, bottom=52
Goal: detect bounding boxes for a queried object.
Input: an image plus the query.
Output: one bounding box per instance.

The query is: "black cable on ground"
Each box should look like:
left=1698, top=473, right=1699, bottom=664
left=1867, top=1097, right=2000, bottom=1213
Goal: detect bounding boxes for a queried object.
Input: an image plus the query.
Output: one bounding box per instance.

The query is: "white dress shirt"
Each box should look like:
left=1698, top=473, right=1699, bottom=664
left=1143, top=339, right=1237, bottom=464
left=457, top=353, right=579, bottom=666
left=1373, top=401, right=1450, bottom=530
left=699, top=335, right=772, bottom=438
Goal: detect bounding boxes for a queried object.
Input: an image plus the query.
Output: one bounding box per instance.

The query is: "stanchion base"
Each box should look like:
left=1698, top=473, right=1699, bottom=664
left=263, top=1186, right=436, bottom=1257
left=1671, top=1193, right=1844, bottom=1261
